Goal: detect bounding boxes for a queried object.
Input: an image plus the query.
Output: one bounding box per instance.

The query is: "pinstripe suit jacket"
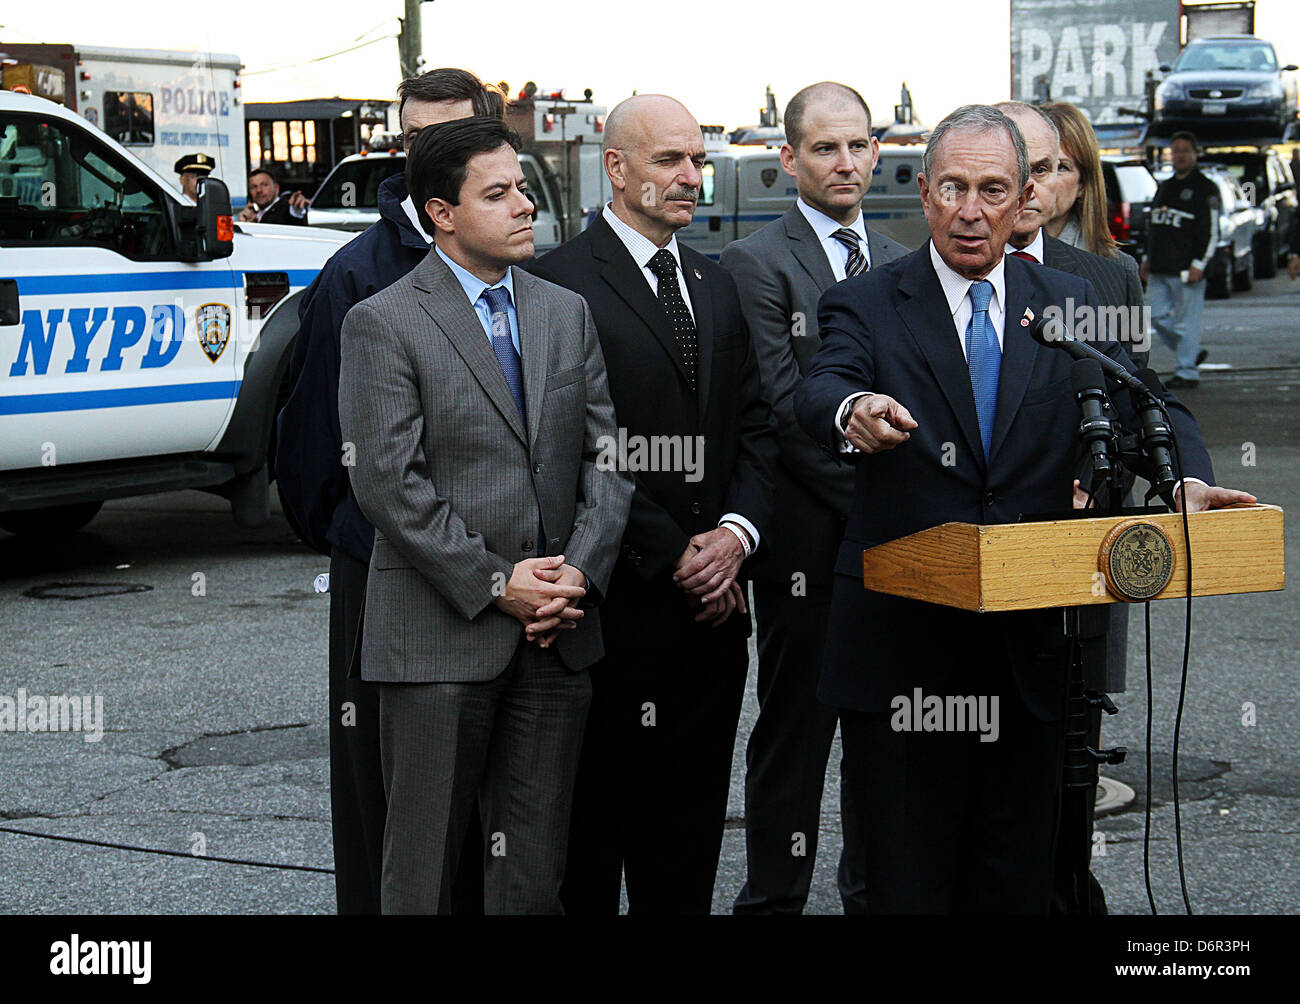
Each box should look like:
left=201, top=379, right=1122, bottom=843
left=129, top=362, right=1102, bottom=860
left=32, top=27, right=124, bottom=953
left=721, top=206, right=910, bottom=584
left=1041, top=234, right=1146, bottom=365
left=339, top=248, right=634, bottom=683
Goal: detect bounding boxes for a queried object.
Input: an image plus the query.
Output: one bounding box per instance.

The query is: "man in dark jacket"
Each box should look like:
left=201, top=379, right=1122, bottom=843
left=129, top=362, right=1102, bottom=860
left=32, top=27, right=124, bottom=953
left=274, top=67, right=505, bottom=915
left=1140, top=132, right=1218, bottom=389
left=241, top=168, right=309, bottom=225
left=528, top=95, right=779, bottom=914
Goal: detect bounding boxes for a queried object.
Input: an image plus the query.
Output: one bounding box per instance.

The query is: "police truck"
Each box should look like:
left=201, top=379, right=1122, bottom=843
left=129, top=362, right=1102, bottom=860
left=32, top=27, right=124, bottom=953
left=0, top=90, right=352, bottom=536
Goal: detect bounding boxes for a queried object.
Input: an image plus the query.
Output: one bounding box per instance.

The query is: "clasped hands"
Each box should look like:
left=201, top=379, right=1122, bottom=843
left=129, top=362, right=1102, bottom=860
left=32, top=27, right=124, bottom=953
left=493, top=555, right=586, bottom=648
left=673, top=527, right=748, bottom=627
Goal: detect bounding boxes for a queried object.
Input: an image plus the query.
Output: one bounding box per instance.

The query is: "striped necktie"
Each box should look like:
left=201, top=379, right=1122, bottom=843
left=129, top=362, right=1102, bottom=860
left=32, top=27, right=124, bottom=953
left=831, top=227, right=868, bottom=278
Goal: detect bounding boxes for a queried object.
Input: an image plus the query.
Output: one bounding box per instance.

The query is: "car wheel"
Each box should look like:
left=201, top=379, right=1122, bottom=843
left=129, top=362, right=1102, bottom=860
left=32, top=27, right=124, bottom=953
left=1255, top=228, right=1278, bottom=278
left=1207, top=254, right=1231, bottom=299
left=0, top=501, right=103, bottom=536
left=1234, top=250, right=1254, bottom=291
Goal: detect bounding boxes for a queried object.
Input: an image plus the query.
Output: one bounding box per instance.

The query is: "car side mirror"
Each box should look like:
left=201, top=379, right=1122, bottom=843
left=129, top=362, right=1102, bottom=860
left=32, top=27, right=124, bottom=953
left=1284, top=64, right=1298, bottom=72
left=195, top=176, right=235, bottom=260
left=1158, top=63, right=1172, bottom=73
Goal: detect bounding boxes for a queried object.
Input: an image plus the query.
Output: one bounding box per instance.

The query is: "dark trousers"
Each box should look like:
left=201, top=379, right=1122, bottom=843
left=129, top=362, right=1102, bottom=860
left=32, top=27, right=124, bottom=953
left=1051, top=633, right=1109, bottom=915
left=327, top=547, right=483, bottom=915
left=561, top=613, right=750, bottom=914
left=327, top=548, right=387, bottom=914
left=733, top=580, right=868, bottom=914
left=377, top=641, right=590, bottom=914
left=839, top=662, right=1066, bottom=914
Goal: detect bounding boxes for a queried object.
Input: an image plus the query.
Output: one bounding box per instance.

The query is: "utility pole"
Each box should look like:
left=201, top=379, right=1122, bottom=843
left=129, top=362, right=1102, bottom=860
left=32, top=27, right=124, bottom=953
left=398, top=0, right=432, bottom=81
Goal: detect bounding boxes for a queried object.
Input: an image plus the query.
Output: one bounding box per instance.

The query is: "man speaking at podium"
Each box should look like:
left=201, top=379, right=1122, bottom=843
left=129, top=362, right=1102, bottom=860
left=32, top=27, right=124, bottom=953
left=794, top=104, right=1254, bottom=913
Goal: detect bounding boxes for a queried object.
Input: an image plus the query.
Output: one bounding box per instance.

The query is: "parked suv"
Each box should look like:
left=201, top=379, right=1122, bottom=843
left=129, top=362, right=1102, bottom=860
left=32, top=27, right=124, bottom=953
left=1153, top=164, right=1263, bottom=298
left=1201, top=147, right=1297, bottom=277
left=1101, top=155, right=1158, bottom=261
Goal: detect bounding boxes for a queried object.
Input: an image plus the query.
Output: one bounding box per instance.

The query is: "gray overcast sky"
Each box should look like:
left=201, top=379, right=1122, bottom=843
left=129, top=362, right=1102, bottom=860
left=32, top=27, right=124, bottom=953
left=4, top=0, right=1299, bottom=127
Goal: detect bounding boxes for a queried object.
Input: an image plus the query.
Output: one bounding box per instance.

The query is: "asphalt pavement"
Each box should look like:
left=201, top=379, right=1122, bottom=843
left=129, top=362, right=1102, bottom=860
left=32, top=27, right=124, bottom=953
left=1, top=273, right=1296, bottom=916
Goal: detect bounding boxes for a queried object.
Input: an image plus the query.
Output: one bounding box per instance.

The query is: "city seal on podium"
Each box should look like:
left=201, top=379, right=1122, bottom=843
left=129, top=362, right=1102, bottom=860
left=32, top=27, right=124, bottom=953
left=1098, top=519, right=1176, bottom=601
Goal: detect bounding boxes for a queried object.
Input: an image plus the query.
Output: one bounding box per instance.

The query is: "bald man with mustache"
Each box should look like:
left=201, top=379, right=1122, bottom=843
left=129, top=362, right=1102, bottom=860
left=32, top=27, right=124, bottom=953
left=529, top=95, right=779, bottom=914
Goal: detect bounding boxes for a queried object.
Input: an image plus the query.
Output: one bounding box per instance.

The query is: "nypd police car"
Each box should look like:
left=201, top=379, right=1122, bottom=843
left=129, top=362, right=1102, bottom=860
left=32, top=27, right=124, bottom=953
left=0, top=90, right=352, bottom=535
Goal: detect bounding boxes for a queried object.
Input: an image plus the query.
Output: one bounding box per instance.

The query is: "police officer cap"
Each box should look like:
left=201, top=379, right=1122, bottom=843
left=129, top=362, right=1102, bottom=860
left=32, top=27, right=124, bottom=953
left=174, top=153, right=216, bottom=175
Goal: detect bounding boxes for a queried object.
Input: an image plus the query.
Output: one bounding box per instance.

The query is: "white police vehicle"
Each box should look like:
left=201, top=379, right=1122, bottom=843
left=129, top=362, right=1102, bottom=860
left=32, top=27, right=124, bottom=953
left=0, top=90, right=352, bottom=536
left=677, top=143, right=928, bottom=258
left=308, top=147, right=572, bottom=251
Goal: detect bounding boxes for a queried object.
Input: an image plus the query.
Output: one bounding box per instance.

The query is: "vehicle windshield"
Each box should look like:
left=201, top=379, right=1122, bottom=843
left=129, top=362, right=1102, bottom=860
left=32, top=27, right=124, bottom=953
left=1108, top=164, right=1158, bottom=203
left=1212, top=158, right=1267, bottom=193
left=311, top=157, right=404, bottom=209
left=1174, top=41, right=1278, bottom=73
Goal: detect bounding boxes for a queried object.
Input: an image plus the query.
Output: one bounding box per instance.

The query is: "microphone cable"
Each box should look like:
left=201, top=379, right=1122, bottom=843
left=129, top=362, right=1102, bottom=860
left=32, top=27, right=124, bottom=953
left=1168, top=429, right=1195, bottom=915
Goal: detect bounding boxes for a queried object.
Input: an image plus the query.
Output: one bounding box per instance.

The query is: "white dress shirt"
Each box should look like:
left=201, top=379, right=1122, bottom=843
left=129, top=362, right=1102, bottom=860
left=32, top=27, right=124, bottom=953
left=601, top=203, right=758, bottom=553
left=1005, top=227, right=1045, bottom=264
left=796, top=198, right=870, bottom=281
left=931, top=241, right=1007, bottom=359
left=602, top=203, right=695, bottom=320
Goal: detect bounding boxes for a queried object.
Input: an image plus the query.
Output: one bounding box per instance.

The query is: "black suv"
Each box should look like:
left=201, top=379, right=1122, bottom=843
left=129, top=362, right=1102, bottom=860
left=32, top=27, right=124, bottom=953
left=1101, top=155, right=1158, bottom=261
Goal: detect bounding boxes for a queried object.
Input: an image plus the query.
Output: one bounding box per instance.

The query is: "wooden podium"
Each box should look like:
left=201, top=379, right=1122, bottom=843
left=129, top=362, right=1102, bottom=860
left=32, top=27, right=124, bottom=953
left=860, top=503, right=1285, bottom=611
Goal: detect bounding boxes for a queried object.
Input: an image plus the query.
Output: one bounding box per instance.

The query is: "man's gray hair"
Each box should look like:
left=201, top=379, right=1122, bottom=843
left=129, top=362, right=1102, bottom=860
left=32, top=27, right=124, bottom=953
left=923, top=105, right=1030, bottom=189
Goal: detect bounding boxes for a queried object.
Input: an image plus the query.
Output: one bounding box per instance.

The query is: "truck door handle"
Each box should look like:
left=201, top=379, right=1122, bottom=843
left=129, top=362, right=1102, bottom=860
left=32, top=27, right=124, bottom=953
left=709, top=217, right=721, bottom=232
left=0, top=279, right=18, bottom=326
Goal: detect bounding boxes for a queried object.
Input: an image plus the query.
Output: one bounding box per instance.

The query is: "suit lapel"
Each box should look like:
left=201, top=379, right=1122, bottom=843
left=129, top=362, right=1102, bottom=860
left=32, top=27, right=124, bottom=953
left=681, top=249, right=713, bottom=417
left=1041, top=234, right=1077, bottom=274
left=590, top=217, right=692, bottom=391
left=513, top=266, right=549, bottom=449
left=896, top=245, right=985, bottom=469
left=989, top=253, right=1041, bottom=465
left=865, top=228, right=897, bottom=270
left=410, top=251, right=528, bottom=446
left=783, top=207, right=836, bottom=290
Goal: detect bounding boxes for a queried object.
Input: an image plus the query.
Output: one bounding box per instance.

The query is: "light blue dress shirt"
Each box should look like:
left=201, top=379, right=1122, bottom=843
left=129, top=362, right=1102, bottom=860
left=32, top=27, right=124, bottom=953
left=435, top=245, right=521, bottom=354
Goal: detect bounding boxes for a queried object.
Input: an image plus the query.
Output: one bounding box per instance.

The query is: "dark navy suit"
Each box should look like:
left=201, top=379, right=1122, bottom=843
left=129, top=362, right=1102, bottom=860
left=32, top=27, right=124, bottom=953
left=794, top=245, right=1213, bottom=912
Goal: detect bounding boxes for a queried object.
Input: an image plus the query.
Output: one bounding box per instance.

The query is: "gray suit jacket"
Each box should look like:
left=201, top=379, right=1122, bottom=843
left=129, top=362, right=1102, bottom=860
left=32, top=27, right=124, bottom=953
left=1042, top=234, right=1147, bottom=366
left=720, top=206, right=909, bottom=582
left=339, top=249, right=633, bottom=683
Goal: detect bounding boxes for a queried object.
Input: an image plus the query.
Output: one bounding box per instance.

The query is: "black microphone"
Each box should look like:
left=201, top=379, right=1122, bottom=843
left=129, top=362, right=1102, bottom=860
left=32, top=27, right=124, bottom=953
left=1028, top=311, right=1151, bottom=398
left=1071, top=358, right=1116, bottom=490
left=1131, top=368, right=1178, bottom=505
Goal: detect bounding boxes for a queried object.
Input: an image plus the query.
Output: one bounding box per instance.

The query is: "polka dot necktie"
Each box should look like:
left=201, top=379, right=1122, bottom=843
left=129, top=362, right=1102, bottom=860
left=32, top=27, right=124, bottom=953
left=831, top=228, right=869, bottom=278
left=647, top=248, right=699, bottom=390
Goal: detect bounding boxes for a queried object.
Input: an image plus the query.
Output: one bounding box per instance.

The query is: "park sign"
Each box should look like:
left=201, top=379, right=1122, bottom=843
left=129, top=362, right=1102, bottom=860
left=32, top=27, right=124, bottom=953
left=1011, top=0, right=1182, bottom=124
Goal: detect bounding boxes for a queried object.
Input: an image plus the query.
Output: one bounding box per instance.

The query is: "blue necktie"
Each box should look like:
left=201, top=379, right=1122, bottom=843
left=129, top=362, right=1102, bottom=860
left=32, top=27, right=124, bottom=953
left=482, top=284, right=546, bottom=551
left=480, top=285, right=526, bottom=424
left=965, top=280, right=1000, bottom=459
